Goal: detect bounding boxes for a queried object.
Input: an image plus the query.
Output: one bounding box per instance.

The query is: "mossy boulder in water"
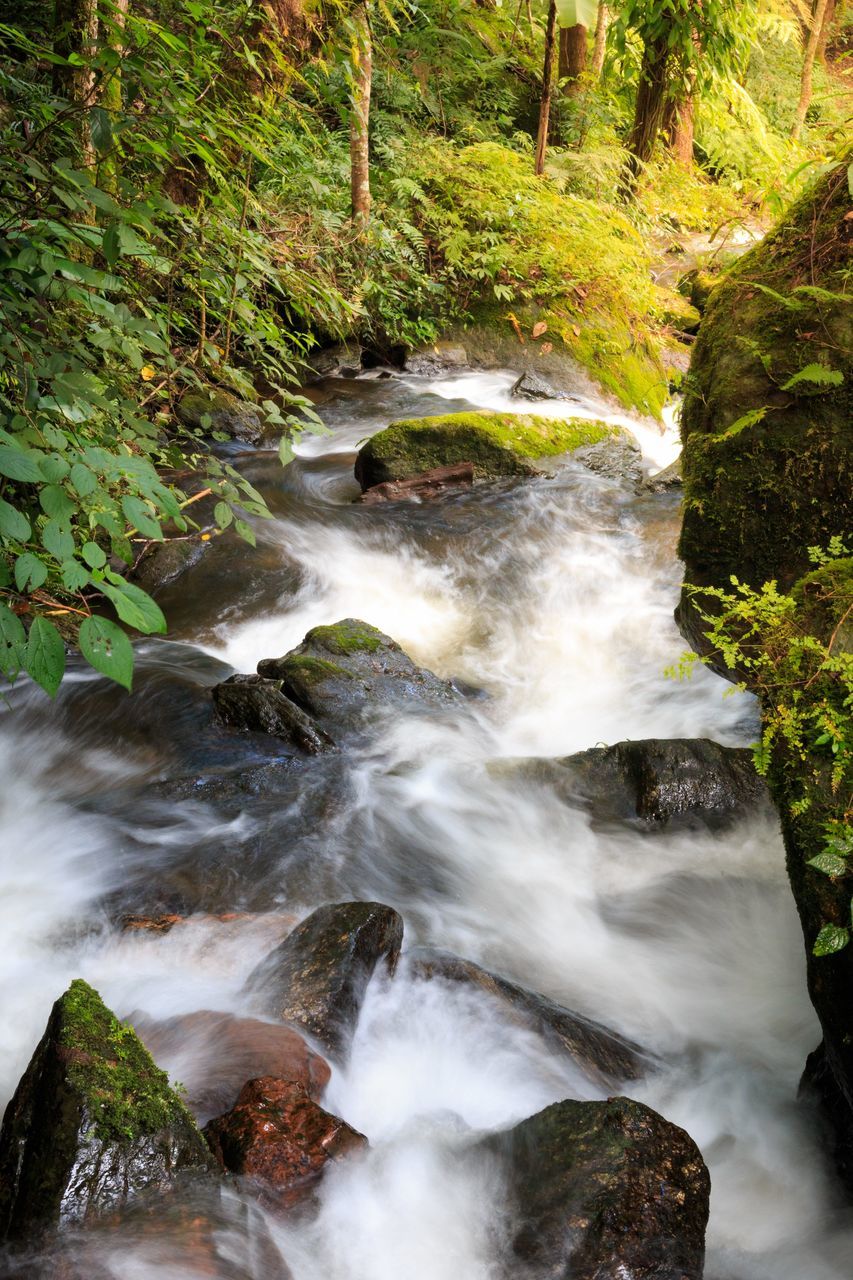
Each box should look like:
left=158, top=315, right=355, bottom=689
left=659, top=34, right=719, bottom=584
left=0, top=980, right=214, bottom=1241
left=487, top=1096, right=710, bottom=1280
left=178, top=388, right=264, bottom=444
left=354, top=411, right=624, bottom=489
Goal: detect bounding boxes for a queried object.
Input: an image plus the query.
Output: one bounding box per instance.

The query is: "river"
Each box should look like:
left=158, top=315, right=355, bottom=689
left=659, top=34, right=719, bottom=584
left=1, top=368, right=850, bottom=1279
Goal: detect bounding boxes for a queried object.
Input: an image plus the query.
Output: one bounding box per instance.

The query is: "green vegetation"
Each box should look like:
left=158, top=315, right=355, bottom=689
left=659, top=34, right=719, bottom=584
left=307, top=621, right=387, bottom=655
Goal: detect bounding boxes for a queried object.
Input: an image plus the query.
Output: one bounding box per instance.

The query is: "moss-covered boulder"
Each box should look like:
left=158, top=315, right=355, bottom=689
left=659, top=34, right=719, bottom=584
left=487, top=1097, right=710, bottom=1280
left=354, top=412, right=626, bottom=490
left=0, top=980, right=214, bottom=1241
left=178, top=388, right=264, bottom=444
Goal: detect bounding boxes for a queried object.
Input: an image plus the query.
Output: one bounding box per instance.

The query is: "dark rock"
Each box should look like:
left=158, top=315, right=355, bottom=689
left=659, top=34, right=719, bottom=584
left=130, top=537, right=212, bottom=595
left=409, top=949, right=646, bottom=1087
left=519, top=737, right=770, bottom=831
left=0, top=980, right=214, bottom=1242
left=178, top=389, right=264, bottom=444
left=358, top=462, right=475, bottom=504
left=246, top=901, right=404, bottom=1058
left=254, top=618, right=463, bottom=739
left=644, top=456, right=683, bottom=491
left=510, top=370, right=561, bottom=401
left=135, top=1011, right=331, bottom=1126
left=204, top=1077, right=366, bottom=1210
left=305, top=341, right=362, bottom=378
left=572, top=430, right=643, bottom=485
left=212, top=673, right=335, bottom=753
left=404, top=342, right=468, bottom=376
left=489, top=1096, right=710, bottom=1280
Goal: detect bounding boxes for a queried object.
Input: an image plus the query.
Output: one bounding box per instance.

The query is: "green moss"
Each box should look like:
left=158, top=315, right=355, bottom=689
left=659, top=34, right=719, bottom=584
left=58, top=980, right=195, bottom=1145
left=307, top=620, right=385, bottom=655
left=277, top=654, right=353, bottom=681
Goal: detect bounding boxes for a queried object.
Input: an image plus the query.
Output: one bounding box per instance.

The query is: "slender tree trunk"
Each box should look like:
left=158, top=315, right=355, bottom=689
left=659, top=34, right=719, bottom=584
left=791, top=0, right=831, bottom=140
left=591, top=3, right=608, bottom=78
left=817, top=0, right=837, bottom=63
left=619, top=31, right=670, bottom=198
left=98, top=0, right=129, bottom=194
left=350, top=0, right=372, bottom=224
left=53, top=0, right=98, bottom=166
left=558, top=23, right=587, bottom=94
left=662, top=87, right=695, bottom=168
left=535, top=0, right=558, bottom=175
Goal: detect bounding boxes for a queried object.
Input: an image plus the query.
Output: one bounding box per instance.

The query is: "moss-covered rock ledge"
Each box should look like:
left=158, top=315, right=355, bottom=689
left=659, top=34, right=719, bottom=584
left=354, top=411, right=627, bottom=490
left=0, top=980, right=214, bottom=1241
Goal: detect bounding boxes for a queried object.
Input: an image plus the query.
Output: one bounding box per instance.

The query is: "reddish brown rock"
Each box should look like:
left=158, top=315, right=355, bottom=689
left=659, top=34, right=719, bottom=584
left=135, top=1011, right=331, bottom=1125
left=204, top=1077, right=367, bottom=1209
left=358, top=462, right=474, bottom=504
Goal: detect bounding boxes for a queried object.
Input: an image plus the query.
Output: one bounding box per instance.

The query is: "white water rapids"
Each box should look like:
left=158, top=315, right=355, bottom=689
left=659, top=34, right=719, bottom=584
left=1, top=369, right=851, bottom=1278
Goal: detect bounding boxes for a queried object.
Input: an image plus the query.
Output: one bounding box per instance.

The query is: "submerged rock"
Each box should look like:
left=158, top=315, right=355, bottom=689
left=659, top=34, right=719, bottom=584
left=489, top=1096, right=710, bottom=1280
left=515, top=737, right=770, bottom=830
left=212, top=673, right=335, bottom=753
left=247, top=901, right=404, bottom=1058
left=0, top=980, right=214, bottom=1242
left=254, top=618, right=463, bottom=739
left=353, top=412, right=625, bottom=489
left=178, top=388, right=264, bottom=444
left=204, top=1078, right=366, bottom=1210
left=358, top=462, right=474, bottom=504
left=409, top=949, right=646, bottom=1086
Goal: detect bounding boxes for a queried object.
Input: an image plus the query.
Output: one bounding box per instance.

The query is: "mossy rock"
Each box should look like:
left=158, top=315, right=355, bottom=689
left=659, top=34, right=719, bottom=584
left=178, top=388, right=263, bottom=444
left=0, top=980, right=214, bottom=1241
left=354, top=411, right=621, bottom=489
left=677, top=267, right=720, bottom=314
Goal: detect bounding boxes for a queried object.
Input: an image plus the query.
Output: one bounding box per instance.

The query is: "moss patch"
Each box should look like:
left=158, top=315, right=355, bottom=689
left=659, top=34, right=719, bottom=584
left=307, top=621, right=386, bottom=655
left=276, top=655, right=353, bottom=681
left=58, top=979, right=195, bottom=1145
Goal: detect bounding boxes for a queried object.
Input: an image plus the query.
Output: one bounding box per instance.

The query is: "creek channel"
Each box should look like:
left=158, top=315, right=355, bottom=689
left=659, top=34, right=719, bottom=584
left=1, top=369, right=851, bottom=1279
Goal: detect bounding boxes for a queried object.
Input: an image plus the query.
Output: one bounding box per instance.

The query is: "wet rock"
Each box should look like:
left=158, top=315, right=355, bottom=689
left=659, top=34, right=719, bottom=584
left=572, top=430, right=643, bottom=486
left=510, top=370, right=561, bottom=401
left=254, top=618, right=463, bottom=739
left=644, top=456, right=683, bottom=491
left=409, top=949, right=645, bottom=1086
left=204, top=1078, right=366, bottom=1210
left=404, top=342, right=468, bottom=376
left=135, top=1011, right=331, bottom=1126
left=489, top=1096, right=710, bottom=1280
left=130, top=537, right=212, bottom=595
left=358, top=462, right=474, bottom=504
left=212, top=673, right=336, bottom=753
left=305, top=340, right=362, bottom=378
left=0, top=980, right=215, bottom=1242
left=521, top=737, right=770, bottom=830
left=178, top=389, right=264, bottom=444
left=677, top=266, right=720, bottom=314
left=247, top=901, right=404, bottom=1058
left=354, top=412, right=622, bottom=490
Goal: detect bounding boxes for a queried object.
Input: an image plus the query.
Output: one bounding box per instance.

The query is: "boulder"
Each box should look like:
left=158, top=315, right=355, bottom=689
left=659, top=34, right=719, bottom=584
left=358, top=462, right=474, bottom=504
left=489, top=1097, right=710, bottom=1280
left=135, top=1011, right=331, bottom=1126
left=204, top=1078, right=366, bottom=1210
left=246, top=901, right=404, bottom=1058
left=571, top=430, right=643, bottom=486
left=409, top=949, right=646, bottom=1086
left=510, top=370, right=562, bottom=401
left=353, top=412, right=627, bottom=490
left=254, top=618, right=463, bottom=739
left=644, top=455, right=683, bottom=492
left=523, top=737, right=771, bottom=831
left=677, top=266, right=720, bottom=314
left=130, top=536, right=212, bottom=595
left=0, top=980, right=214, bottom=1242
left=404, top=342, right=468, bottom=376
left=178, top=389, right=264, bottom=444
left=212, top=673, right=336, bottom=753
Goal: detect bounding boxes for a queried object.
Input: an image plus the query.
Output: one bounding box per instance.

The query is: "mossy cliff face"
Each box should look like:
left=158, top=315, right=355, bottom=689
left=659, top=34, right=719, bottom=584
left=0, top=980, right=213, bottom=1241
left=677, top=156, right=852, bottom=654
left=354, top=411, right=618, bottom=489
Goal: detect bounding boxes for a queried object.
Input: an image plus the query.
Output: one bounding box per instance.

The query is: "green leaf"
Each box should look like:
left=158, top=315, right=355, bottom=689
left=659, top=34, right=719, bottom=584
left=40, top=453, right=71, bottom=483
left=0, top=499, right=32, bottom=543
left=781, top=364, right=844, bottom=392
left=40, top=485, right=76, bottom=520
left=78, top=615, right=133, bottom=690
left=233, top=518, right=256, bottom=547
left=813, top=924, right=850, bottom=957
left=121, top=495, right=162, bottom=540
left=0, top=602, right=26, bottom=679
left=0, top=446, right=43, bottom=483
left=89, top=106, right=113, bottom=156
left=807, top=852, right=849, bottom=877
left=278, top=437, right=295, bottom=466
left=70, top=463, right=97, bottom=497
left=99, top=580, right=166, bottom=634
left=82, top=540, right=107, bottom=569
left=41, top=520, right=75, bottom=562
left=61, top=559, right=90, bottom=592
left=555, top=0, right=598, bottom=27
left=214, top=501, right=233, bottom=529
left=25, top=616, right=65, bottom=696
left=14, top=552, right=48, bottom=593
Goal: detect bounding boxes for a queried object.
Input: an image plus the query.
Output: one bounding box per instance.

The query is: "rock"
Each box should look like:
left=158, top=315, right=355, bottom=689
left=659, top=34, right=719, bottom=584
left=305, top=341, right=363, bottom=378
left=489, top=1096, right=710, bottom=1280
left=130, top=537, right=212, bottom=595
left=0, top=980, right=214, bottom=1242
left=178, top=389, right=264, bottom=444
left=204, top=1078, right=366, bottom=1209
left=354, top=412, right=626, bottom=490
left=677, top=266, right=720, bottom=313
left=135, top=1011, right=331, bottom=1126
left=212, top=673, right=336, bottom=753
left=409, top=949, right=646, bottom=1086
left=644, top=455, right=683, bottom=491
left=572, top=429, right=643, bottom=485
left=358, top=462, right=474, bottom=504
left=404, top=342, right=468, bottom=376
left=246, top=901, right=404, bottom=1058
left=510, top=370, right=561, bottom=401
left=254, top=618, right=463, bottom=739
left=525, top=737, right=771, bottom=831
left=655, top=287, right=702, bottom=335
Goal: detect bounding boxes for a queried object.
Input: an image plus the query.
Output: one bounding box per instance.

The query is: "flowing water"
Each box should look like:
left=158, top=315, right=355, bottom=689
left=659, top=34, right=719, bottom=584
left=1, top=369, right=851, bottom=1279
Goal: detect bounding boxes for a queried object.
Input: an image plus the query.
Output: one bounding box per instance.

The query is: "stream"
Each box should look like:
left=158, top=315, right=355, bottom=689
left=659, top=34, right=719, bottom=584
left=1, top=368, right=851, bottom=1279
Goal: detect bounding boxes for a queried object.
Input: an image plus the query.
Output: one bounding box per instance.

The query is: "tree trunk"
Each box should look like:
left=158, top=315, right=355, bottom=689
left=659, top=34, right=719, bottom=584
left=791, top=0, right=831, bottom=140
left=817, top=0, right=837, bottom=64
left=98, top=0, right=129, bottom=194
left=591, top=3, right=608, bottom=78
left=558, top=23, right=586, bottom=94
left=535, top=0, right=558, bottom=175
left=663, top=89, right=695, bottom=168
left=619, top=31, right=670, bottom=199
left=350, top=0, right=372, bottom=224
left=53, top=0, right=98, bottom=165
